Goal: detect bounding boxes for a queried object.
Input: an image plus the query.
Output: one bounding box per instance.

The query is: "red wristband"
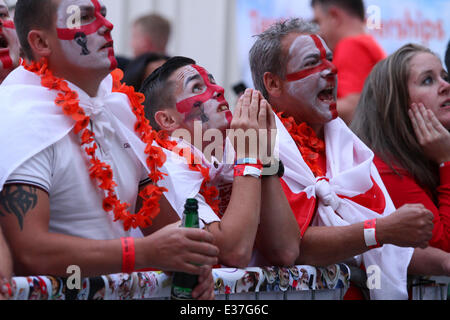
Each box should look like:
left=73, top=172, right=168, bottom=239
left=364, top=219, right=381, bottom=249
left=440, top=161, right=450, bottom=168
left=121, top=237, right=135, bottom=274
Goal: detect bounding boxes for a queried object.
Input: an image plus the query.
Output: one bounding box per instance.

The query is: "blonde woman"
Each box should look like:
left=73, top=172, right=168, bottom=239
left=351, top=43, right=450, bottom=252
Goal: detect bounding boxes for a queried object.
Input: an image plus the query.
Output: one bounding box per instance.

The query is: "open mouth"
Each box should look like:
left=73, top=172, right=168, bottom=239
left=99, top=41, right=113, bottom=51
left=0, top=34, right=9, bottom=49
left=441, top=101, right=450, bottom=108
left=318, top=87, right=335, bottom=103
left=217, top=103, right=230, bottom=112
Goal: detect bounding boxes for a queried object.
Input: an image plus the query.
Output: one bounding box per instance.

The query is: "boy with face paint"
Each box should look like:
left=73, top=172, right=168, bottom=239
left=140, top=57, right=301, bottom=268
left=250, top=18, right=450, bottom=300
left=0, top=0, right=219, bottom=300
left=0, top=0, right=20, bottom=83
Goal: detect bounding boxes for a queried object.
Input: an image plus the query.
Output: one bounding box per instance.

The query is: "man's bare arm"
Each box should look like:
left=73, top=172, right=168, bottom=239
left=0, top=184, right=218, bottom=277
left=256, top=175, right=301, bottom=267
left=297, top=204, right=434, bottom=267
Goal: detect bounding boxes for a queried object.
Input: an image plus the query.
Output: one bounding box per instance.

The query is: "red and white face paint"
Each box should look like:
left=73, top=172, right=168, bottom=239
left=56, top=0, right=117, bottom=71
left=285, top=34, right=338, bottom=121
left=0, top=1, right=20, bottom=73
left=174, top=64, right=232, bottom=132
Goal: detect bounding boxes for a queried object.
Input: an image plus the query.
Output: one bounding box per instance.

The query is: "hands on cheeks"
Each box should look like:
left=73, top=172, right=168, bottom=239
left=409, top=103, right=450, bottom=164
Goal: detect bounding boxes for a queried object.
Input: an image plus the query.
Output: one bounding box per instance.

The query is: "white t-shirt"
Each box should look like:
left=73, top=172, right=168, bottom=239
left=6, top=116, right=148, bottom=240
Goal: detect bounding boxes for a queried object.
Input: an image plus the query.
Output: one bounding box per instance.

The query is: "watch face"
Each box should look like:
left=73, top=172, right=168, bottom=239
left=262, top=160, right=284, bottom=178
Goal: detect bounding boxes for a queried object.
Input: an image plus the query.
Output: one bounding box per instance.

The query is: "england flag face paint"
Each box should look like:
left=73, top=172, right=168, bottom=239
left=0, top=1, right=20, bottom=72
left=55, top=0, right=117, bottom=71
left=285, top=34, right=338, bottom=122
left=173, top=64, right=232, bottom=133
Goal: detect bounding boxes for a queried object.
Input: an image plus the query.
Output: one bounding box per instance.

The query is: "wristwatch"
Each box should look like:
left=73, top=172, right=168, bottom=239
left=262, top=159, right=284, bottom=178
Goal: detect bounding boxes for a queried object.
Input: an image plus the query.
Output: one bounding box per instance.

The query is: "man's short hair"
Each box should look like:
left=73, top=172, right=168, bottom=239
left=134, top=13, right=171, bottom=52
left=311, top=0, right=366, bottom=21
left=140, top=56, right=196, bottom=130
left=14, top=0, right=56, bottom=60
left=249, top=18, right=318, bottom=100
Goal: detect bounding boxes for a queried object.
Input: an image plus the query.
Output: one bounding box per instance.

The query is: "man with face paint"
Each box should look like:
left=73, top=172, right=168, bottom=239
left=0, top=0, right=219, bottom=300
left=0, top=0, right=20, bottom=83
left=311, top=0, right=386, bottom=125
left=140, top=56, right=301, bottom=268
left=250, top=18, right=450, bottom=300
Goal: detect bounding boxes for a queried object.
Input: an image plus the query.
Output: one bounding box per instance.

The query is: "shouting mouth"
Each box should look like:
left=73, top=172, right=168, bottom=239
left=0, top=33, right=9, bottom=51
left=318, top=85, right=335, bottom=104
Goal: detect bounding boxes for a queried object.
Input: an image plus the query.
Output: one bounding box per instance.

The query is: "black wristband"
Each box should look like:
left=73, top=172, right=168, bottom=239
left=262, top=159, right=284, bottom=178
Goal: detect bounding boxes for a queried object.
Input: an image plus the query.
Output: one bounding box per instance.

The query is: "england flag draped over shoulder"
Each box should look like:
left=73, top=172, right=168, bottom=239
left=275, top=113, right=414, bottom=300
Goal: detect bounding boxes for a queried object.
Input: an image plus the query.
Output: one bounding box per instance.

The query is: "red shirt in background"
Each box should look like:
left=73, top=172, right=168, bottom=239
left=333, top=34, right=386, bottom=98
left=374, top=156, right=450, bottom=252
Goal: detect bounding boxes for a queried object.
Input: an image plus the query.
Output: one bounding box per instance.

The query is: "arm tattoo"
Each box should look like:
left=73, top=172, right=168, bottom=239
left=0, top=185, right=38, bottom=230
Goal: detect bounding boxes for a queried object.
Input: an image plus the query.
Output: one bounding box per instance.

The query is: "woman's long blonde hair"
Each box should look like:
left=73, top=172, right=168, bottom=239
left=351, top=43, right=439, bottom=199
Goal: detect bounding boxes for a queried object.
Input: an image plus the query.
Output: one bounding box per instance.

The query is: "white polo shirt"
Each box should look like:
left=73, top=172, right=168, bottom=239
left=5, top=102, right=148, bottom=240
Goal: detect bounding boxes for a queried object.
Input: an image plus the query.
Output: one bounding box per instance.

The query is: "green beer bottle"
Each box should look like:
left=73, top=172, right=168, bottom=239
left=170, top=198, right=200, bottom=300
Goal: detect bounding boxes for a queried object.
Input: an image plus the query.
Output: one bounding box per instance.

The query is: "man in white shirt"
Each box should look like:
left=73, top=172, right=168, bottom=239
left=140, top=56, right=301, bottom=268
left=0, top=0, right=218, bottom=300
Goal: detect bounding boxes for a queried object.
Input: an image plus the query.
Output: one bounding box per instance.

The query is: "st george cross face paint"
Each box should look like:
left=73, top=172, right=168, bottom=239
left=0, top=1, right=20, bottom=73
left=285, top=34, right=338, bottom=122
left=172, top=65, right=232, bottom=133
left=55, top=0, right=117, bottom=71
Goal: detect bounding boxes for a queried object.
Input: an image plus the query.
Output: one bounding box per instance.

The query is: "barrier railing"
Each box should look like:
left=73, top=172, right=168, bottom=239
left=6, top=264, right=448, bottom=300
left=7, top=264, right=350, bottom=301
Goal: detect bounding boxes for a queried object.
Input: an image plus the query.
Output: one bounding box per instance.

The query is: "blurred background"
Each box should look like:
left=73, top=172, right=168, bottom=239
left=4, top=0, right=450, bottom=104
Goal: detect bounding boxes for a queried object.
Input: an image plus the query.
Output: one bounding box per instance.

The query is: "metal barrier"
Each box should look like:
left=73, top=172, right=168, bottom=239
left=7, top=264, right=447, bottom=300
left=7, top=264, right=350, bottom=301
left=409, top=276, right=450, bottom=301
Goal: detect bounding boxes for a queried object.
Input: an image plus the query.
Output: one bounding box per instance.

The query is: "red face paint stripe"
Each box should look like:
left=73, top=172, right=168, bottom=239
left=2, top=20, right=14, bottom=29
left=176, top=64, right=226, bottom=116
left=0, top=54, right=13, bottom=69
left=310, top=35, right=327, bottom=60
left=56, top=0, right=113, bottom=40
left=286, top=34, right=337, bottom=82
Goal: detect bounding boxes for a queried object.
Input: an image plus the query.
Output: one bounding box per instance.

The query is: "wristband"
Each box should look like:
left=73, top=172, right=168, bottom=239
left=364, top=219, right=381, bottom=249
left=121, top=237, right=135, bottom=274
left=234, top=164, right=262, bottom=179
left=262, top=159, right=285, bottom=178
left=236, top=158, right=262, bottom=166
left=440, top=161, right=450, bottom=168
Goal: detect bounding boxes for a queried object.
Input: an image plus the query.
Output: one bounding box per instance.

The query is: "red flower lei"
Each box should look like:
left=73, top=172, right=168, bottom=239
left=23, top=59, right=169, bottom=231
left=157, top=133, right=221, bottom=216
left=276, top=111, right=325, bottom=177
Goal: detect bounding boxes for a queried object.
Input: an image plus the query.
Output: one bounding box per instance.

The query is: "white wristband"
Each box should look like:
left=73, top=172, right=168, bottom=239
left=364, top=228, right=378, bottom=247
left=243, top=166, right=262, bottom=179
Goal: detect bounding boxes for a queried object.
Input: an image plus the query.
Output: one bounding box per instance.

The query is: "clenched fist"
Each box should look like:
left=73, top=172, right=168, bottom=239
left=377, top=204, right=434, bottom=249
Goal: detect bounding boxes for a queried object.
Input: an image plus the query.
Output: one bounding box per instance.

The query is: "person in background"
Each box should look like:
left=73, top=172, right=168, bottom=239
left=351, top=43, right=450, bottom=253
left=123, top=52, right=169, bottom=91
left=131, top=13, right=171, bottom=57
left=311, top=0, right=386, bottom=124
